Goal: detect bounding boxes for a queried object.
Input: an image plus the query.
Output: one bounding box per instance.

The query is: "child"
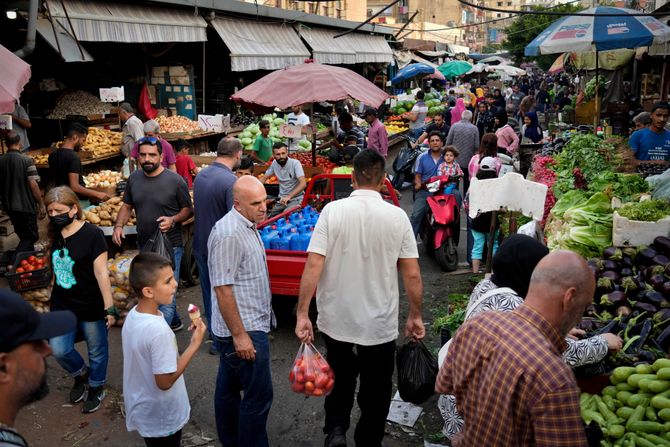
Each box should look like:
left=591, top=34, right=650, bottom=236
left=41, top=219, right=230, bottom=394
left=329, top=135, right=358, bottom=165
left=235, top=156, right=254, bottom=177
left=175, top=139, right=197, bottom=188
left=465, top=157, right=501, bottom=273
left=122, top=253, right=206, bottom=447
left=332, top=145, right=359, bottom=174
left=437, top=146, right=463, bottom=205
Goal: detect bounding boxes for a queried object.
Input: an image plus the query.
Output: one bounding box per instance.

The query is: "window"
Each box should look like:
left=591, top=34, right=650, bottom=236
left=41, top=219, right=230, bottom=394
left=496, top=13, right=501, bottom=17
left=323, top=5, right=330, bottom=16
left=275, top=0, right=282, bottom=7
left=497, top=2, right=502, bottom=5
left=337, top=8, right=342, bottom=18
left=507, top=1, right=512, bottom=5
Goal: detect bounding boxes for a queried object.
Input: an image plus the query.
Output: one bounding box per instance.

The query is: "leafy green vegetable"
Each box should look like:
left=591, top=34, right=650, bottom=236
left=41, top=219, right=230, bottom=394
left=584, top=75, right=607, bottom=101
left=433, top=308, right=466, bottom=335
left=617, top=200, right=670, bottom=222
left=588, top=172, right=649, bottom=202
left=551, top=190, right=588, bottom=218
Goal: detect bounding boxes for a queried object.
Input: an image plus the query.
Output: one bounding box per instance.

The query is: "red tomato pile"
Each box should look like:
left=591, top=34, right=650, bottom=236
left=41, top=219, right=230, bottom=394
left=289, top=350, right=335, bottom=397
left=14, top=255, right=48, bottom=273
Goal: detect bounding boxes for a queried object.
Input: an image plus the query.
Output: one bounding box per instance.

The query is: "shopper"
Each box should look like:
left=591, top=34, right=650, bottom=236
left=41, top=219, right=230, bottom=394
left=248, top=119, right=274, bottom=163
left=235, top=156, right=254, bottom=177
left=209, top=176, right=274, bottom=447
left=174, top=140, right=197, bottom=188
left=466, top=158, right=500, bottom=273
left=296, top=149, right=424, bottom=447
left=130, top=120, right=177, bottom=172
left=48, top=123, right=110, bottom=203
left=263, top=142, right=306, bottom=217
left=364, top=108, right=388, bottom=158
left=45, top=186, right=116, bottom=414
left=521, top=111, right=543, bottom=144
left=494, top=110, right=519, bottom=156
left=507, top=84, right=526, bottom=116
left=112, top=137, right=193, bottom=331
left=0, top=289, right=75, bottom=447
left=631, top=111, right=651, bottom=134
left=192, top=137, right=240, bottom=354
left=11, top=101, right=31, bottom=152
left=331, top=113, right=365, bottom=151
left=445, top=110, right=479, bottom=193
left=405, top=91, right=428, bottom=140
left=468, top=133, right=501, bottom=179
left=415, top=112, right=450, bottom=146
left=0, top=131, right=46, bottom=256
left=436, top=250, right=595, bottom=447
left=450, top=98, right=467, bottom=125
left=119, top=103, right=144, bottom=157
left=411, top=131, right=446, bottom=236
left=123, top=253, right=206, bottom=447
left=474, top=102, right=495, bottom=139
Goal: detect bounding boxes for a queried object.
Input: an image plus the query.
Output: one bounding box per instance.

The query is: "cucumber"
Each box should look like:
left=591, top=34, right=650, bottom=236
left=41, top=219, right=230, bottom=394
left=648, top=380, right=670, bottom=394
left=628, top=374, right=657, bottom=389
left=597, top=400, right=619, bottom=425
left=659, top=408, right=670, bottom=422
left=627, top=405, right=646, bottom=430
left=631, top=434, right=657, bottom=447
left=651, top=395, right=670, bottom=410
left=607, top=424, right=625, bottom=439
left=636, top=363, right=655, bottom=374
left=646, top=406, right=658, bottom=422
left=658, top=368, right=670, bottom=381
left=616, top=406, right=635, bottom=419
left=641, top=433, right=670, bottom=445
left=627, top=420, right=664, bottom=433
left=617, top=383, right=636, bottom=392
left=603, top=386, right=619, bottom=398
left=627, top=393, right=652, bottom=408
left=653, top=358, right=670, bottom=372
left=638, top=379, right=654, bottom=393
left=613, top=366, right=637, bottom=382
left=617, top=391, right=634, bottom=406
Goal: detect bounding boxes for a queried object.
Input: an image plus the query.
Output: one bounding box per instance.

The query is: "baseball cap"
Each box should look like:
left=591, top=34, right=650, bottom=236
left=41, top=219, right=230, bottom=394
left=341, top=145, right=360, bottom=163
left=479, top=156, right=497, bottom=172
left=0, top=289, right=76, bottom=353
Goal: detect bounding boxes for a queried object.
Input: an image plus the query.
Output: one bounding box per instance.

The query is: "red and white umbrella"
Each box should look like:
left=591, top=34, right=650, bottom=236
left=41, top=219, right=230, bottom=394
left=0, top=44, right=31, bottom=113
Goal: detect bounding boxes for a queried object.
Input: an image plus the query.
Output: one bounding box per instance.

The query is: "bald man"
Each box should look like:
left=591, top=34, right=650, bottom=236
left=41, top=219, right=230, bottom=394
left=207, top=175, right=274, bottom=447
left=436, top=250, right=593, bottom=447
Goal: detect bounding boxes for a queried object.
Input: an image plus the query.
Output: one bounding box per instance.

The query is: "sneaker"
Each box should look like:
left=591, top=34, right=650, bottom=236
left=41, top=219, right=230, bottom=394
left=170, top=317, right=184, bottom=332
left=324, top=427, right=347, bottom=447
left=69, top=372, right=88, bottom=403
left=82, top=386, right=106, bottom=413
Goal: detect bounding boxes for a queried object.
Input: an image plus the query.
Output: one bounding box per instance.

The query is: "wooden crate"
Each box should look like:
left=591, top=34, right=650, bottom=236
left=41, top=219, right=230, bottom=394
left=575, top=99, right=597, bottom=125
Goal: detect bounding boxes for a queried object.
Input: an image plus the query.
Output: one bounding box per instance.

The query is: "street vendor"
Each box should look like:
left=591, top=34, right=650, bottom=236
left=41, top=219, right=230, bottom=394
left=286, top=105, right=311, bottom=152
left=48, top=123, right=110, bottom=204
left=264, top=142, right=306, bottom=217
left=130, top=120, right=176, bottom=172
left=118, top=103, right=144, bottom=158
left=246, top=119, right=273, bottom=163
left=629, top=102, right=670, bottom=161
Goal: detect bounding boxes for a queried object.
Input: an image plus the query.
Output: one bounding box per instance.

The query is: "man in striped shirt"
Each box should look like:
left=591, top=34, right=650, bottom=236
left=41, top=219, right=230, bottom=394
left=436, top=250, right=594, bottom=447
left=208, top=175, right=274, bottom=447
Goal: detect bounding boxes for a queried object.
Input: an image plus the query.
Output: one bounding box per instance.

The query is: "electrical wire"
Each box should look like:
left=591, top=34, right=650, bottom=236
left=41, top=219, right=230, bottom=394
left=458, top=0, right=666, bottom=16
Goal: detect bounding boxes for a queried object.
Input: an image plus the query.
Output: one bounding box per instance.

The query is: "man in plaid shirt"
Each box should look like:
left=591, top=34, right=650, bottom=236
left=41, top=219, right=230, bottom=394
left=436, top=250, right=594, bottom=447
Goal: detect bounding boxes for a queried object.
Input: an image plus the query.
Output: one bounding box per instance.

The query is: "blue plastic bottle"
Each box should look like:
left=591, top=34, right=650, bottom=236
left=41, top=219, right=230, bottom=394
left=275, top=230, right=291, bottom=250
left=262, top=226, right=279, bottom=249
left=288, top=227, right=301, bottom=251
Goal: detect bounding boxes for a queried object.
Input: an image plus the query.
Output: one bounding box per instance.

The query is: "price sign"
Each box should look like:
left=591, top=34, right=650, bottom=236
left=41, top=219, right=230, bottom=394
left=279, top=123, right=302, bottom=139
left=99, top=86, right=125, bottom=102
left=0, top=115, right=12, bottom=131
left=198, top=114, right=223, bottom=132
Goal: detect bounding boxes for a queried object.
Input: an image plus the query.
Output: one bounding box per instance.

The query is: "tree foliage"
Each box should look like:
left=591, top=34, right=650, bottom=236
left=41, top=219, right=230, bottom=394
left=502, top=4, right=583, bottom=69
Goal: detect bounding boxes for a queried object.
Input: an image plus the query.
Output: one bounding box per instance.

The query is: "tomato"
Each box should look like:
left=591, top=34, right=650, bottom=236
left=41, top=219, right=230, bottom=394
left=312, top=388, right=324, bottom=397
left=15, top=267, right=24, bottom=273
left=27, top=256, right=36, bottom=263
left=20, top=260, right=28, bottom=267
left=304, top=372, right=316, bottom=383
left=315, top=374, right=329, bottom=389
left=24, top=265, right=34, bottom=272
left=296, top=372, right=305, bottom=384
left=289, top=369, right=295, bottom=383
left=304, top=381, right=315, bottom=394
left=325, top=378, right=335, bottom=392
left=320, top=363, right=331, bottom=374
left=291, top=382, right=305, bottom=393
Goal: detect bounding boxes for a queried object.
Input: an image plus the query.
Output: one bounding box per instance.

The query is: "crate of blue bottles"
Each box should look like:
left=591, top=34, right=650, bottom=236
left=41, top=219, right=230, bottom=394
left=260, top=205, right=320, bottom=252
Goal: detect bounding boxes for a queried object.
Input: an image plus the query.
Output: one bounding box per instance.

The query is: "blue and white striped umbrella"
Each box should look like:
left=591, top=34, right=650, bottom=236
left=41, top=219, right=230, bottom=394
left=525, top=6, right=670, bottom=56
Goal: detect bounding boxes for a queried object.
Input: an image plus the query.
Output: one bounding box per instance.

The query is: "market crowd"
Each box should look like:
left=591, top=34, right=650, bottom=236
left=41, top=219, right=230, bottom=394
left=0, top=72, right=668, bottom=447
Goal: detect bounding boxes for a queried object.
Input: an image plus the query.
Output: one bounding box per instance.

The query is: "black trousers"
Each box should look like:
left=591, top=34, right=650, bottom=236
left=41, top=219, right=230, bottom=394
left=143, top=429, right=182, bottom=447
left=322, top=333, right=396, bottom=447
left=6, top=211, right=38, bottom=255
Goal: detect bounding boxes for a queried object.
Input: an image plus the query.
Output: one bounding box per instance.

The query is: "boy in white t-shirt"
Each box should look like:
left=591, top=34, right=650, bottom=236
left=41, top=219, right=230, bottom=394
left=122, top=252, right=206, bottom=446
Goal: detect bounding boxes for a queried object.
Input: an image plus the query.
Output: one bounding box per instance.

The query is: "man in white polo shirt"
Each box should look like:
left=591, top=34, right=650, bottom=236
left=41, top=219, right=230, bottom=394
left=295, top=149, right=425, bottom=447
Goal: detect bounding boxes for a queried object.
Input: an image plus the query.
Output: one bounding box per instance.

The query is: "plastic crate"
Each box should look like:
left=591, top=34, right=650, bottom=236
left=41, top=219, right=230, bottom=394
left=5, top=251, right=52, bottom=292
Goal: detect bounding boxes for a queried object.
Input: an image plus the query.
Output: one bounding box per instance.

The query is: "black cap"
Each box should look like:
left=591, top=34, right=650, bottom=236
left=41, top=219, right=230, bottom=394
left=363, top=108, right=377, bottom=117
left=0, top=289, right=76, bottom=353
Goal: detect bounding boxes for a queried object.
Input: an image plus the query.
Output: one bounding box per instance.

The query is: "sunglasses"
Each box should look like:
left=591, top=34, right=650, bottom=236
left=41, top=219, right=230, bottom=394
left=138, top=136, right=159, bottom=145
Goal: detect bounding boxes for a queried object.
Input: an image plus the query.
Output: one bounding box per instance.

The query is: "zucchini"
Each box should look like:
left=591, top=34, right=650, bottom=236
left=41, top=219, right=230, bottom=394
left=651, top=395, right=670, bottom=410
left=653, top=358, right=670, bottom=372
left=617, top=383, right=636, bottom=392
left=649, top=380, right=670, bottom=394
left=658, top=368, right=670, bottom=381
left=617, top=391, right=634, bottom=405
left=628, top=374, right=657, bottom=389
left=631, top=434, right=657, bottom=447
left=583, top=409, right=606, bottom=426
left=659, top=408, right=670, bottom=422
left=597, top=400, right=619, bottom=425
left=627, top=393, right=652, bottom=408
left=603, top=385, right=619, bottom=398
left=617, top=406, right=635, bottom=419
left=638, top=379, right=654, bottom=393
left=646, top=406, right=658, bottom=422
left=636, top=363, right=655, bottom=374
left=606, top=424, right=626, bottom=439
left=603, top=394, right=620, bottom=411
left=627, top=420, right=664, bottom=433
left=627, top=405, right=646, bottom=430
left=641, top=433, right=670, bottom=445
left=613, top=366, right=638, bottom=382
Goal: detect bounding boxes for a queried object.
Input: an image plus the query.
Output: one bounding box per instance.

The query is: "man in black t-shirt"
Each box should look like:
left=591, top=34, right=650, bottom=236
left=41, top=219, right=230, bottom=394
left=112, top=137, right=193, bottom=331
left=414, top=113, right=450, bottom=146
left=0, top=132, right=45, bottom=255
left=48, top=123, right=109, bottom=203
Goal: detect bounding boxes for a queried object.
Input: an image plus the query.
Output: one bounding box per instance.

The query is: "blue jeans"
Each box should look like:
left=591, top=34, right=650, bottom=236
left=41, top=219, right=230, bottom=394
left=159, top=246, right=183, bottom=326
left=410, top=189, right=430, bottom=236
left=49, top=319, right=109, bottom=387
left=471, top=229, right=500, bottom=260
left=214, top=331, right=273, bottom=447
left=194, top=250, right=213, bottom=340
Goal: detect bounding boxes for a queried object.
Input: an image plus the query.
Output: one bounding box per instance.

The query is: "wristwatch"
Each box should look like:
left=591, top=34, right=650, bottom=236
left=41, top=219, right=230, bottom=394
left=106, top=305, right=120, bottom=320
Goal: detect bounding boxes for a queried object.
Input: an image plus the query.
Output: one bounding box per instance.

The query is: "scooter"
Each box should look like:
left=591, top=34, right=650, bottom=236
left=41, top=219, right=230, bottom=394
left=421, top=175, right=461, bottom=272
left=390, top=135, right=425, bottom=190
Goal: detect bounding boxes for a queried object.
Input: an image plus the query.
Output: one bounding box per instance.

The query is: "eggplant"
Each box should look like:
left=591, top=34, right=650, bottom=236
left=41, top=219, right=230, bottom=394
left=593, top=319, right=618, bottom=335
left=584, top=304, right=598, bottom=318
left=645, top=265, right=665, bottom=280
left=649, top=274, right=667, bottom=292
left=615, top=305, right=633, bottom=317
left=622, top=255, right=634, bottom=268
left=600, top=291, right=627, bottom=307
left=600, top=270, right=620, bottom=281
left=603, top=260, right=620, bottom=272
left=637, top=247, right=658, bottom=266
left=654, top=236, right=670, bottom=255
left=665, top=263, right=670, bottom=278
left=587, top=258, right=603, bottom=272
left=635, top=350, right=657, bottom=363
left=577, top=318, right=598, bottom=332
left=634, top=301, right=659, bottom=313
left=663, top=281, right=670, bottom=296
left=625, top=319, right=652, bottom=354
left=603, top=247, right=623, bottom=261
left=654, top=324, right=670, bottom=353
left=620, top=267, right=634, bottom=277
left=621, top=276, right=639, bottom=294
left=653, top=308, right=670, bottom=327
left=654, top=254, right=670, bottom=266
left=623, top=247, right=638, bottom=258
left=597, top=277, right=615, bottom=292
left=643, top=290, right=665, bottom=306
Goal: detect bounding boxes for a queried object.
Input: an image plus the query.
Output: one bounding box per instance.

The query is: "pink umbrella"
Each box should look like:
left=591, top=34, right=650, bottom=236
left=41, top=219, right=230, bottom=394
left=0, top=44, right=31, bottom=113
left=425, top=68, right=446, bottom=81
left=231, top=62, right=389, bottom=113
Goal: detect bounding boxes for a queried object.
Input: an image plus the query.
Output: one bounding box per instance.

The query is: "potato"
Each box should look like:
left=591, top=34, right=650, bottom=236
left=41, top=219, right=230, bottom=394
left=87, top=212, right=101, bottom=224
left=99, top=210, right=111, bottom=220
left=108, top=196, right=121, bottom=205
left=99, top=219, right=112, bottom=227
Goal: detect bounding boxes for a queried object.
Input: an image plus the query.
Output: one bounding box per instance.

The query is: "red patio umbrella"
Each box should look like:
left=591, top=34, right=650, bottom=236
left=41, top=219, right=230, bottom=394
left=0, top=44, right=31, bottom=113
left=231, top=62, right=389, bottom=113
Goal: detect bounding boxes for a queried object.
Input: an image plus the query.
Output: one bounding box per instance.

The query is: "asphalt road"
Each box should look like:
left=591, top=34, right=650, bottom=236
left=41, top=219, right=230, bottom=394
left=14, top=141, right=473, bottom=447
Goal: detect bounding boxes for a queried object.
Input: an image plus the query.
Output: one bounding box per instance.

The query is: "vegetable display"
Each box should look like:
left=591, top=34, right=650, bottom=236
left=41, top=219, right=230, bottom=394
left=108, top=252, right=138, bottom=326
left=47, top=90, right=112, bottom=119
left=580, top=359, right=670, bottom=446
left=236, top=113, right=291, bottom=152
left=84, top=196, right=136, bottom=227
left=155, top=115, right=201, bottom=134
left=617, top=200, right=670, bottom=223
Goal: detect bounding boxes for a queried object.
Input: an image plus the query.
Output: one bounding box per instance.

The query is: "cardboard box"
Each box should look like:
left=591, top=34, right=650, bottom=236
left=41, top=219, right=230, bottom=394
left=612, top=210, right=670, bottom=247
left=152, top=66, right=168, bottom=77
left=170, top=76, right=190, bottom=86
left=151, top=77, right=165, bottom=85
left=169, top=66, right=188, bottom=76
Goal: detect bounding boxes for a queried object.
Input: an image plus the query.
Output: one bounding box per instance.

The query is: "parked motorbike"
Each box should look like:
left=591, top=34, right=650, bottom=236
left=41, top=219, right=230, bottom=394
left=421, top=175, right=461, bottom=272
left=390, top=135, right=425, bottom=190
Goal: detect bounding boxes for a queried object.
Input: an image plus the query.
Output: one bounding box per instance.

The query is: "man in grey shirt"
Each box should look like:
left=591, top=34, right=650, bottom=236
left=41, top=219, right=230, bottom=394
left=263, top=142, right=306, bottom=217
left=119, top=102, right=144, bottom=158
left=446, top=109, right=480, bottom=194
left=12, top=102, right=31, bottom=152
left=208, top=175, right=274, bottom=447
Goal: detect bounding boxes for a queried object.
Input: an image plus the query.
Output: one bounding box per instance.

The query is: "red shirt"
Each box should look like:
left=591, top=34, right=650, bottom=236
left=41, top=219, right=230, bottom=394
left=175, top=154, right=196, bottom=188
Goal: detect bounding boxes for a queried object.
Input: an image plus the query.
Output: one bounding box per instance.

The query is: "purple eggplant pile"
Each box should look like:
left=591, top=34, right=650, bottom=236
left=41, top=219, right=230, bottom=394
left=578, top=236, right=670, bottom=372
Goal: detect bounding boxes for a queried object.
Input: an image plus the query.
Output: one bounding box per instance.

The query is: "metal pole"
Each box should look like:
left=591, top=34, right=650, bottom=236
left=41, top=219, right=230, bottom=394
left=594, top=50, right=600, bottom=133
left=202, top=41, right=206, bottom=114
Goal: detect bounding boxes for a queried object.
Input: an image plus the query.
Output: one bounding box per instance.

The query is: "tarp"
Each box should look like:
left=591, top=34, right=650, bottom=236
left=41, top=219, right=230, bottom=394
left=338, top=33, right=393, bottom=64
left=36, top=17, right=94, bottom=62
left=298, top=27, right=356, bottom=65
left=570, top=49, right=636, bottom=70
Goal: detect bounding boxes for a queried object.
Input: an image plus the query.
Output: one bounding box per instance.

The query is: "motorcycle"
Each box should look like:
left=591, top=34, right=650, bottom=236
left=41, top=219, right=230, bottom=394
left=421, top=175, right=461, bottom=272
left=390, top=135, right=425, bottom=190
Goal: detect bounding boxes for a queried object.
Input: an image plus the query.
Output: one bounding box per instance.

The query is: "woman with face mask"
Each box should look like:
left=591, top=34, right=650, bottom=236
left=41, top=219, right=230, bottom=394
left=45, top=186, right=115, bottom=414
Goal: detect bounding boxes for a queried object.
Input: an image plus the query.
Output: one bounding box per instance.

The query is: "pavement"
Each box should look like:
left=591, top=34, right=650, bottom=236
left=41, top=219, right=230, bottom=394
left=11, top=140, right=474, bottom=447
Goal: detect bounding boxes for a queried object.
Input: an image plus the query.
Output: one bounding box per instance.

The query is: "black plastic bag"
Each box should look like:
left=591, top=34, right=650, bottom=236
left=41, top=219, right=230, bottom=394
left=141, top=226, right=175, bottom=268
left=396, top=340, right=438, bottom=404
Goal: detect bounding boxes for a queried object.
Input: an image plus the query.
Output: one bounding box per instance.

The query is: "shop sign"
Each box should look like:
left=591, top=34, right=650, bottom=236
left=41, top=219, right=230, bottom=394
left=0, top=115, right=12, bottom=130
left=279, top=124, right=302, bottom=139
left=198, top=114, right=230, bottom=132
left=99, top=87, right=125, bottom=102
